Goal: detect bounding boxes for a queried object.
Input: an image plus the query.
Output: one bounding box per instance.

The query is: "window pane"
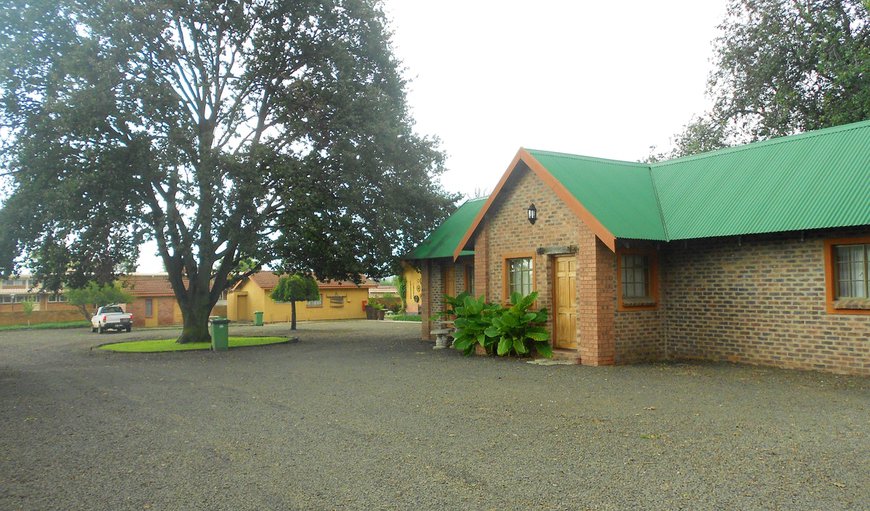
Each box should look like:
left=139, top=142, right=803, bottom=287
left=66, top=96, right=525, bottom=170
left=508, top=258, right=532, bottom=297
left=836, top=245, right=867, bottom=298
left=622, top=254, right=650, bottom=299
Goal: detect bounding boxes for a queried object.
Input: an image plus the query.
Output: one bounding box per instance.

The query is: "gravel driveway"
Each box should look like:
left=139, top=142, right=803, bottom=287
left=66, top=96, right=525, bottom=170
left=0, top=320, right=867, bottom=510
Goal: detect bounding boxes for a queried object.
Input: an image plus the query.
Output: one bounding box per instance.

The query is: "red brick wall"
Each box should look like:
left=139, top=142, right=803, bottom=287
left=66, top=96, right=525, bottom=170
left=128, top=296, right=180, bottom=327
left=612, top=242, right=666, bottom=364
left=663, top=229, right=870, bottom=375
left=478, top=165, right=614, bottom=365
left=473, top=223, right=489, bottom=299
left=158, top=297, right=176, bottom=325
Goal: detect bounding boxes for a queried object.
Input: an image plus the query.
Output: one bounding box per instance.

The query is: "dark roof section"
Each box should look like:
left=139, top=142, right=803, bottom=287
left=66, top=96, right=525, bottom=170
left=405, top=198, right=487, bottom=260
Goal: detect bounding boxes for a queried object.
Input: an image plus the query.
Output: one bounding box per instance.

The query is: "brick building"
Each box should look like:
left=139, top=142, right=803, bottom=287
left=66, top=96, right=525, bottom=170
left=406, top=120, right=869, bottom=375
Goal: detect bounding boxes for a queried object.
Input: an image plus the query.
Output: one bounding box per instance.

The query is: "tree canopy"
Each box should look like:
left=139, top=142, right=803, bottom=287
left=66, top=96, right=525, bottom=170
left=654, top=0, right=869, bottom=159
left=269, top=274, right=320, bottom=330
left=0, top=0, right=458, bottom=342
left=65, top=282, right=135, bottom=321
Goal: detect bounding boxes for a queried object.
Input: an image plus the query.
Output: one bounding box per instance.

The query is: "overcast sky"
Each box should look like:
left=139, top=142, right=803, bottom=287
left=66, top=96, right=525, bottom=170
left=383, top=0, right=728, bottom=198
left=136, top=0, right=729, bottom=273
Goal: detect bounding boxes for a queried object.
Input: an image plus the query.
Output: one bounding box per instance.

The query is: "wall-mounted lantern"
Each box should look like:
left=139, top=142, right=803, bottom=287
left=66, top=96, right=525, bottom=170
left=527, top=203, right=537, bottom=225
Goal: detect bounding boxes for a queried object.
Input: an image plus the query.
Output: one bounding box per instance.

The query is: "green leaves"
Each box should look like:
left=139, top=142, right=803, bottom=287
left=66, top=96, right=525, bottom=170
left=449, top=291, right=552, bottom=358
left=65, top=281, right=135, bottom=321
left=650, top=0, right=870, bottom=161
left=270, top=274, right=320, bottom=303
left=0, top=0, right=458, bottom=342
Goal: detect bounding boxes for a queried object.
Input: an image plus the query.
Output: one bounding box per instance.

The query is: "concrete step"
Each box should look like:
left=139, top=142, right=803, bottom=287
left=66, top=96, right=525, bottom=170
left=549, top=349, right=581, bottom=364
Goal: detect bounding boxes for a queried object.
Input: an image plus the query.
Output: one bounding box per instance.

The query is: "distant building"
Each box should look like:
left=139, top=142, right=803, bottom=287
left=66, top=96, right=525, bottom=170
left=228, top=272, right=376, bottom=323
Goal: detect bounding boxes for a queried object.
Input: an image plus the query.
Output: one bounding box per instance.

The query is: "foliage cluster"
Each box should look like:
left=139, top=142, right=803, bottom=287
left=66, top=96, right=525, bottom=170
left=367, top=295, right=401, bottom=312
left=446, top=291, right=552, bottom=358
left=270, top=274, right=319, bottom=330
left=649, top=0, right=870, bottom=161
left=65, top=281, right=134, bottom=320
left=0, top=0, right=458, bottom=343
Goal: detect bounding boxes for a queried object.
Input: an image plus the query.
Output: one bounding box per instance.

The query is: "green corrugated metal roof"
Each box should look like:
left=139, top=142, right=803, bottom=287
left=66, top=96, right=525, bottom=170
left=526, top=151, right=667, bottom=240
left=527, top=119, right=870, bottom=242
left=651, top=120, right=870, bottom=240
left=410, top=120, right=869, bottom=259
left=405, top=197, right=486, bottom=259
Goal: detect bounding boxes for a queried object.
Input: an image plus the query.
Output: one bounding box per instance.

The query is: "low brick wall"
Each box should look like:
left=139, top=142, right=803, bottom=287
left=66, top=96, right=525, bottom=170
left=0, top=310, right=85, bottom=326
left=663, top=230, right=869, bottom=375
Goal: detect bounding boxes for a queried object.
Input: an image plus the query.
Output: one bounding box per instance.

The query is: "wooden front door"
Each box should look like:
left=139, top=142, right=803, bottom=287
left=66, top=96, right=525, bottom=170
left=236, top=295, right=249, bottom=321
left=553, top=256, right=577, bottom=349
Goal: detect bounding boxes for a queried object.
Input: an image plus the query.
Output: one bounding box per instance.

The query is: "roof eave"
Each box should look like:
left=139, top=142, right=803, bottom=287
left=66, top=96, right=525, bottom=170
left=452, top=148, right=617, bottom=259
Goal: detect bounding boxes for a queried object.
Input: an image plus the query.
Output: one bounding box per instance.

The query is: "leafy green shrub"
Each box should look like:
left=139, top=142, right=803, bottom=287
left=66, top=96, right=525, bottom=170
left=449, top=291, right=552, bottom=358
left=485, top=291, right=552, bottom=357
left=447, top=293, right=500, bottom=355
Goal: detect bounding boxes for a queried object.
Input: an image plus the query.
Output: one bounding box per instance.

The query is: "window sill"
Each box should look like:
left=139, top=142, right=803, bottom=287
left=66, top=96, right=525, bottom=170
left=832, top=298, right=870, bottom=311
left=622, top=298, right=657, bottom=307
left=618, top=298, right=658, bottom=312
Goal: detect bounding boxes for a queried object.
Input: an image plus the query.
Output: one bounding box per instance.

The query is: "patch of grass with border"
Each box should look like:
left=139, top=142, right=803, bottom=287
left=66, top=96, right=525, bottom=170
left=98, top=336, right=289, bottom=353
left=386, top=314, right=422, bottom=322
left=0, top=321, right=90, bottom=332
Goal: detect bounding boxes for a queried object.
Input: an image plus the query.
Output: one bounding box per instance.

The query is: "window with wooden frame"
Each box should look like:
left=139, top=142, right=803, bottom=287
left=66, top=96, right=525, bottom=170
left=824, top=237, right=870, bottom=314
left=145, top=298, right=154, bottom=318
left=505, top=257, right=533, bottom=298
left=616, top=248, right=658, bottom=310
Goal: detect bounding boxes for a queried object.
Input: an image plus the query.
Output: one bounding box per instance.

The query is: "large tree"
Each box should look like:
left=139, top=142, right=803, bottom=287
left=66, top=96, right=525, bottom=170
left=656, top=0, right=869, bottom=159
left=0, top=0, right=457, bottom=342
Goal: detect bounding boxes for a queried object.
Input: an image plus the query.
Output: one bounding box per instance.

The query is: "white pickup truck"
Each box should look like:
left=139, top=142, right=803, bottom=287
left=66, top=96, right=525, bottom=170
left=91, top=305, right=133, bottom=333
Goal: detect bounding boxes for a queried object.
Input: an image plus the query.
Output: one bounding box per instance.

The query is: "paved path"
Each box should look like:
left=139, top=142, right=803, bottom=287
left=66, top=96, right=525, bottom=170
left=1, top=321, right=867, bottom=510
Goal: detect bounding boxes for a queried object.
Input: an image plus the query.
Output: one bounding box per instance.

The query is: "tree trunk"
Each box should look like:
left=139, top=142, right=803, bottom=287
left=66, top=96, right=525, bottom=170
left=176, top=289, right=216, bottom=343
left=291, top=301, right=297, bottom=331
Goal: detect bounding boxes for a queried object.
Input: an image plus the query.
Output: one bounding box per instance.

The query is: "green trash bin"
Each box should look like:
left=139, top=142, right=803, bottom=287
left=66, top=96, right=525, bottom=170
left=210, top=317, right=230, bottom=351
left=253, top=310, right=264, bottom=326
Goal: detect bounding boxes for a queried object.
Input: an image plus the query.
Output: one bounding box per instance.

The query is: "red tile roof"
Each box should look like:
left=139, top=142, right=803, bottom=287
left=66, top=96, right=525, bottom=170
left=121, top=274, right=178, bottom=297
left=247, top=271, right=376, bottom=291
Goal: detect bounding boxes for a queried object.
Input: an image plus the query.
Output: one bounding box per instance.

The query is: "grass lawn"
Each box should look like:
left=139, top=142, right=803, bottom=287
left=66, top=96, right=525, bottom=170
left=386, top=314, right=422, bottom=322
left=0, top=321, right=90, bottom=332
left=98, top=336, right=290, bottom=353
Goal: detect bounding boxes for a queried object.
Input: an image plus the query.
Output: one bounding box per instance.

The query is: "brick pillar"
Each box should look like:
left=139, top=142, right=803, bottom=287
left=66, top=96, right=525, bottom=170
left=473, top=223, right=489, bottom=300
left=577, top=235, right=616, bottom=366
left=592, top=239, right=616, bottom=364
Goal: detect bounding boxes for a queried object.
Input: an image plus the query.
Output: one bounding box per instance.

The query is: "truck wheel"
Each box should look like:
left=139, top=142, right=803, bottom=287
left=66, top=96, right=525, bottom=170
left=92, top=326, right=97, bottom=333
left=126, top=326, right=131, bottom=333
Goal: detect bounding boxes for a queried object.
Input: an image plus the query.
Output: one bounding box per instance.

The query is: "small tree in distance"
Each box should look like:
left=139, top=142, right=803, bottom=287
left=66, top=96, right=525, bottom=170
left=21, top=297, right=36, bottom=326
left=65, top=282, right=134, bottom=321
left=270, top=275, right=320, bottom=331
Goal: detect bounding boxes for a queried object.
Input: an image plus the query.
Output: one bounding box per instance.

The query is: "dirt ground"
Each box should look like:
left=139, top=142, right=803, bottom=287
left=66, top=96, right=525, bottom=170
left=1, top=320, right=867, bottom=510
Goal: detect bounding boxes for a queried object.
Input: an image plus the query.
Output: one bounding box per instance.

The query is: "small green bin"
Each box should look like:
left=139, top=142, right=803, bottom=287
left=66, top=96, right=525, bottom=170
left=253, top=310, right=264, bottom=326
left=210, top=317, right=230, bottom=351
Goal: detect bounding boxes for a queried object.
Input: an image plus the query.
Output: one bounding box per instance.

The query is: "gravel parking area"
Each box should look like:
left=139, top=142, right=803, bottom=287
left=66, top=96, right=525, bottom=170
left=1, top=320, right=867, bottom=510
